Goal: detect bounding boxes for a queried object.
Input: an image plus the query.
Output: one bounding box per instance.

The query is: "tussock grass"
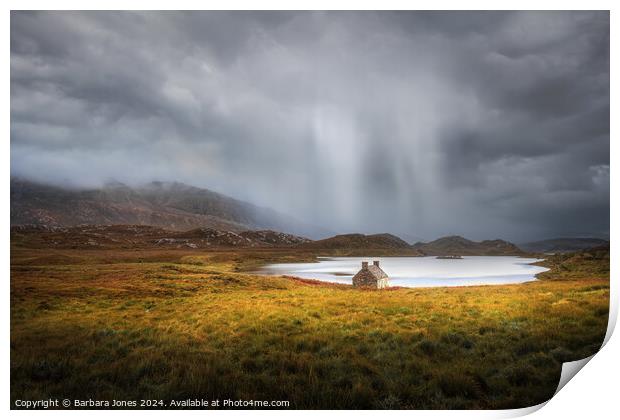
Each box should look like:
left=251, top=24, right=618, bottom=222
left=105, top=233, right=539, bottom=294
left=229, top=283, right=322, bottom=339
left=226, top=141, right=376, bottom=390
left=11, top=247, right=608, bottom=409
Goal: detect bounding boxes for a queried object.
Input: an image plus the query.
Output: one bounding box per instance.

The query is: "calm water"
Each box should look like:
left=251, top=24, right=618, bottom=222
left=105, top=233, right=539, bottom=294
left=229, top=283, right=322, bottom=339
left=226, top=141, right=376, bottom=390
left=259, top=256, right=549, bottom=288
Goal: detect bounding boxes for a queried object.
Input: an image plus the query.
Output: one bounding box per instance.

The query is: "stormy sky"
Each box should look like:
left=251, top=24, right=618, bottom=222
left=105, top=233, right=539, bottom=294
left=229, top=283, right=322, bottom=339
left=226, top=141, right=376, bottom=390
left=10, top=11, right=609, bottom=242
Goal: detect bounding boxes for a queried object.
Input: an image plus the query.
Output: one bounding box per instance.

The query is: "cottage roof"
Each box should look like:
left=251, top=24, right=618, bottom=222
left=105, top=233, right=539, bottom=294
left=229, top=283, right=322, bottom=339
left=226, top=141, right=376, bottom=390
left=354, top=264, right=388, bottom=280
left=366, top=265, right=388, bottom=279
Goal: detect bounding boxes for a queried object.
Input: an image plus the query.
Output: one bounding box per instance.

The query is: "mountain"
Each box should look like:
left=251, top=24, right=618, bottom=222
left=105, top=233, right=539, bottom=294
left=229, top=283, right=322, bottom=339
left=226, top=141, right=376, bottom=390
left=10, top=178, right=327, bottom=238
left=11, top=224, right=310, bottom=249
left=519, top=238, right=610, bottom=253
left=413, top=235, right=523, bottom=256
left=298, top=233, right=423, bottom=255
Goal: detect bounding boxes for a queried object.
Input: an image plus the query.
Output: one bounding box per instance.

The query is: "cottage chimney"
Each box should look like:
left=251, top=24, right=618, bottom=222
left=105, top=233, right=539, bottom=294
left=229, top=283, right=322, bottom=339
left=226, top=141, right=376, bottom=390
left=361, top=261, right=369, bottom=269
left=373, top=260, right=380, bottom=267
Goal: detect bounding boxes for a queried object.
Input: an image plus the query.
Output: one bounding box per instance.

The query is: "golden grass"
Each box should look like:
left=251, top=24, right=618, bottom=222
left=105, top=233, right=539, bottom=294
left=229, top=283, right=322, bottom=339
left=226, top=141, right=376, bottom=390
left=11, top=247, right=609, bottom=409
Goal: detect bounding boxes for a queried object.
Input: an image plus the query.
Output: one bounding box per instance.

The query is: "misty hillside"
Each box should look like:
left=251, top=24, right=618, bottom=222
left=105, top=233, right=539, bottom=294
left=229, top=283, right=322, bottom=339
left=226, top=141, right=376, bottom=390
left=10, top=178, right=327, bottom=238
left=519, top=238, right=610, bottom=253
left=413, top=236, right=524, bottom=256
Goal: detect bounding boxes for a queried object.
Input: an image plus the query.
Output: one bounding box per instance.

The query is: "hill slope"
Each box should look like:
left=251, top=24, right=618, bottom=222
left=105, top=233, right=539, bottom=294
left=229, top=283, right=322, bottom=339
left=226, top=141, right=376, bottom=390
left=413, top=236, right=523, bottom=256
left=519, top=238, right=609, bottom=253
left=10, top=178, right=326, bottom=238
left=10, top=224, right=310, bottom=249
left=298, top=233, right=423, bottom=255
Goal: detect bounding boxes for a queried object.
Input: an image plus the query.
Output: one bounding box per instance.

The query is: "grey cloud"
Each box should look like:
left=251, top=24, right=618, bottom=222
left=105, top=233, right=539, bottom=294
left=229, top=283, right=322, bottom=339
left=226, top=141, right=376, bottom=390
left=10, top=11, right=609, bottom=242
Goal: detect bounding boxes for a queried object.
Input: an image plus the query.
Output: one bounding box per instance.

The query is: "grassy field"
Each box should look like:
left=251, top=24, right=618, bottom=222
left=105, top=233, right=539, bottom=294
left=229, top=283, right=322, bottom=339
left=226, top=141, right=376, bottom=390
left=10, top=245, right=609, bottom=409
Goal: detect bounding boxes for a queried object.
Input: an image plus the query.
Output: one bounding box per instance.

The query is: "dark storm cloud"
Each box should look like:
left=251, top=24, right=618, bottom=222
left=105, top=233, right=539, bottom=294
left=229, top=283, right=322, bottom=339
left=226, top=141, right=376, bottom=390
left=10, top=11, right=609, bottom=241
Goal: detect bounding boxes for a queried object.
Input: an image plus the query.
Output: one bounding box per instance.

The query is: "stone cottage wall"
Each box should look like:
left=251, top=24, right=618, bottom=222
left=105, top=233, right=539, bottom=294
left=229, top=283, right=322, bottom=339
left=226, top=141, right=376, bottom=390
left=352, top=269, right=389, bottom=289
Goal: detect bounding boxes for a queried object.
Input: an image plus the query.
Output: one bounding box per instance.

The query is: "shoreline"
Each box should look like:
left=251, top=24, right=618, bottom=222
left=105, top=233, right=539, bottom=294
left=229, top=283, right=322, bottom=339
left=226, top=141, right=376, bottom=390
left=254, top=255, right=549, bottom=290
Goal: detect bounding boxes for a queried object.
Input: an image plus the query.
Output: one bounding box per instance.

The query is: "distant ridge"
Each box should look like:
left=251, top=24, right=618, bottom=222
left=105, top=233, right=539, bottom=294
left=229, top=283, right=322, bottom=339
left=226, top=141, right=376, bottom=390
left=298, top=233, right=423, bottom=255
left=10, top=224, right=310, bottom=249
left=519, top=238, right=609, bottom=253
left=412, top=235, right=524, bottom=256
left=10, top=178, right=328, bottom=239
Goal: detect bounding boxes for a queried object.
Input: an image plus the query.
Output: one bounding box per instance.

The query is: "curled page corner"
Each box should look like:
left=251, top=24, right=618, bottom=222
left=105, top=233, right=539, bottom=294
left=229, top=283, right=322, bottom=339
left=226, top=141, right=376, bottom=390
left=500, top=355, right=598, bottom=418
left=554, top=355, right=595, bottom=396
left=550, top=278, right=618, bottom=395
left=513, top=307, right=615, bottom=416
left=546, top=277, right=618, bottom=400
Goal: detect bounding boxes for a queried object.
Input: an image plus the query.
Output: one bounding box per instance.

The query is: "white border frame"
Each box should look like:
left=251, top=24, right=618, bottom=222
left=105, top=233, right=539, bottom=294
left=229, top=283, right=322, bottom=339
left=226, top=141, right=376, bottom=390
left=3, top=2, right=616, bottom=419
